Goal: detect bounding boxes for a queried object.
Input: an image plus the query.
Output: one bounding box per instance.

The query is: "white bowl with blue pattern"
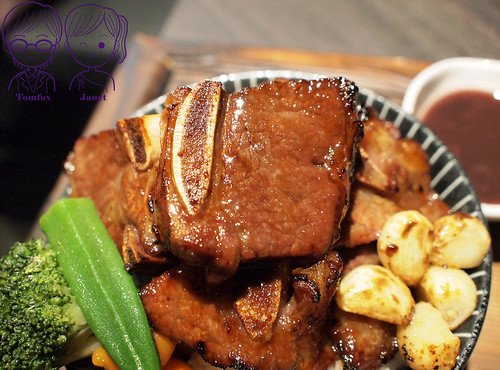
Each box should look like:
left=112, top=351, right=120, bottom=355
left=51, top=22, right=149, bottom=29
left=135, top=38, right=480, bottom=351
left=134, top=70, right=491, bottom=369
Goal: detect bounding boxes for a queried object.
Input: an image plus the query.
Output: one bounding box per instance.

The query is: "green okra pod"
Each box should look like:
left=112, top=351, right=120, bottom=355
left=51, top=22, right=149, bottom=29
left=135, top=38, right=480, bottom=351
left=40, top=197, right=161, bottom=370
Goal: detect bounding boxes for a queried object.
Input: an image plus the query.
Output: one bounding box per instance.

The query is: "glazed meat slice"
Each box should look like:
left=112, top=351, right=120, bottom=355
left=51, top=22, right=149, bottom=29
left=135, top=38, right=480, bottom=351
left=340, top=185, right=403, bottom=247
left=141, top=252, right=343, bottom=370
left=68, top=130, right=128, bottom=244
left=339, top=243, right=381, bottom=275
left=341, top=113, right=449, bottom=247
left=327, top=308, right=397, bottom=369
left=156, top=78, right=361, bottom=279
left=356, top=113, right=447, bottom=214
left=69, top=129, right=171, bottom=267
left=118, top=164, right=171, bottom=268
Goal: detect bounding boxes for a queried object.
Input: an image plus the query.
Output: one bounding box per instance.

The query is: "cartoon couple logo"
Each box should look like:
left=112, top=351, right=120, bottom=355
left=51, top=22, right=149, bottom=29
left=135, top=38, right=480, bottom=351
left=2, top=2, right=127, bottom=95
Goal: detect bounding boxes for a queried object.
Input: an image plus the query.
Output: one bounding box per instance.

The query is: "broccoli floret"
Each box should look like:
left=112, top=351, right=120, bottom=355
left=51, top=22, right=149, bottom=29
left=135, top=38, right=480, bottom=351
left=0, top=240, right=88, bottom=369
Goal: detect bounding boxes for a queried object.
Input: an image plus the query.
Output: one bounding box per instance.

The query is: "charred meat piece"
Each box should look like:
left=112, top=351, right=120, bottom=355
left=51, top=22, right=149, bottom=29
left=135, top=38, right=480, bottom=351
left=141, top=252, right=343, bottom=370
left=340, top=185, right=403, bottom=248
left=356, top=113, right=447, bottom=214
left=68, top=130, right=128, bottom=244
left=156, top=78, right=361, bottom=279
left=118, top=164, right=170, bottom=268
left=327, top=308, right=397, bottom=370
left=339, top=243, right=381, bottom=275
left=68, top=126, right=171, bottom=268
left=341, top=113, right=449, bottom=247
left=234, top=266, right=285, bottom=342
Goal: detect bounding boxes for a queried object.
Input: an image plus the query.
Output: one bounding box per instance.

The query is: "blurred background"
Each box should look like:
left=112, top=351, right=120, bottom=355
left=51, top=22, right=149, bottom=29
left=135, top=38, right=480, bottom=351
left=0, top=0, right=499, bottom=253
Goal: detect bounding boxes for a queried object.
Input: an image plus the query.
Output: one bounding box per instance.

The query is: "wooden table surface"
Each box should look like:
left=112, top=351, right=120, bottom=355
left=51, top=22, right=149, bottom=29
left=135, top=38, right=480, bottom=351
left=160, top=0, right=500, bottom=61
left=40, top=38, right=499, bottom=369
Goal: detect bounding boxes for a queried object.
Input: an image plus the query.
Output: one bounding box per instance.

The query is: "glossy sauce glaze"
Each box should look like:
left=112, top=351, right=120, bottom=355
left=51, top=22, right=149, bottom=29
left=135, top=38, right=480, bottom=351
left=158, top=78, right=362, bottom=280
left=423, top=90, right=500, bottom=204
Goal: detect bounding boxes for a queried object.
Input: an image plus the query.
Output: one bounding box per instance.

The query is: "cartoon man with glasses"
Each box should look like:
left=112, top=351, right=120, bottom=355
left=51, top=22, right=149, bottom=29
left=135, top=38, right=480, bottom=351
left=2, top=2, right=62, bottom=94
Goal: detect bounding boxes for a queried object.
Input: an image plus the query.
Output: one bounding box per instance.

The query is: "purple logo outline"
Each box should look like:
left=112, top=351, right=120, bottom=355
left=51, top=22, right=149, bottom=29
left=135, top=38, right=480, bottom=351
left=1, top=2, right=128, bottom=100
left=65, top=4, right=128, bottom=93
left=2, top=1, right=62, bottom=94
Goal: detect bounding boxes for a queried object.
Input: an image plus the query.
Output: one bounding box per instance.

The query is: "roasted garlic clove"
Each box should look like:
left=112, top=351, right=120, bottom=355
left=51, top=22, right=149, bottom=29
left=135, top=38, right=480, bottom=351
left=397, top=302, right=460, bottom=370
left=171, top=81, right=223, bottom=215
left=431, top=212, right=491, bottom=269
left=377, top=210, right=433, bottom=286
left=336, top=264, right=414, bottom=326
left=116, top=114, right=161, bottom=170
left=417, top=266, right=477, bottom=330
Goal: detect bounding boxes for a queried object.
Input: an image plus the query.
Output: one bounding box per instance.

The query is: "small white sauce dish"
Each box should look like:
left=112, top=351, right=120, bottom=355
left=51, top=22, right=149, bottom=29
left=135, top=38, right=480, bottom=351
left=402, top=57, right=500, bottom=221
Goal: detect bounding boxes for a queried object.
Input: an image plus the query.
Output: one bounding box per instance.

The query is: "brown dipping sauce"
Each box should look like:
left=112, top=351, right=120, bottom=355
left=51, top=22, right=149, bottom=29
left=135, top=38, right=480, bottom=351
left=423, top=90, right=500, bottom=203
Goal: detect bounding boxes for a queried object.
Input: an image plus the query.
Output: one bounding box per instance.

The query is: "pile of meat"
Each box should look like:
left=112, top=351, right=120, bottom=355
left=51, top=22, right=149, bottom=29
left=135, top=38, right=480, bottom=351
left=68, top=78, right=448, bottom=369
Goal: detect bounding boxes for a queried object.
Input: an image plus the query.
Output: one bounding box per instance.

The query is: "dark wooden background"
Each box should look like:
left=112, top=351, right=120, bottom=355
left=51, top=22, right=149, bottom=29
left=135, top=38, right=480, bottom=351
left=160, top=0, right=500, bottom=61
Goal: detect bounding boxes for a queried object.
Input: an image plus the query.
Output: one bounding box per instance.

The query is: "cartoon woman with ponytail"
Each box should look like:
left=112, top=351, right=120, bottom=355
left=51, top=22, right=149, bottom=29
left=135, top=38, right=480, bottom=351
left=64, top=4, right=127, bottom=92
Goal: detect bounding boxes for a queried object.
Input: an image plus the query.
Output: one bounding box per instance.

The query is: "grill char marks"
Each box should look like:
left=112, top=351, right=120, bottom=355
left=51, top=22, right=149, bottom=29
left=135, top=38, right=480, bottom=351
left=69, top=129, right=172, bottom=268
left=157, top=78, right=361, bottom=280
left=141, top=252, right=343, bottom=370
left=341, top=112, right=449, bottom=247
left=172, top=81, right=224, bottom=215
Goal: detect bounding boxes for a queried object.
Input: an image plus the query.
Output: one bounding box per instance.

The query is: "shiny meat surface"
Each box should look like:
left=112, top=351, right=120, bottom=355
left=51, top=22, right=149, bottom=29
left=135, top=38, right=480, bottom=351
left=119, top=165, right=171, bottom=267
left=69, top=130, right=171, bottom=267
left=68, top=130, right=128, bottom=244
left=157, top=78, right=361, bottom=279
left=341, top=113, right=449, bottom=247
left=331, top=244, right=397, bottom=370
left=327, top=308, right=397, bottom=369
left=340, top=185, right=403, bottom=247
left=66, top=82, right=445, bottom=369
left=339, top=243, right=381, bottom=275
left=141, top=252, right=343, bottom=370
left=356, top=114, right=446, bottom=213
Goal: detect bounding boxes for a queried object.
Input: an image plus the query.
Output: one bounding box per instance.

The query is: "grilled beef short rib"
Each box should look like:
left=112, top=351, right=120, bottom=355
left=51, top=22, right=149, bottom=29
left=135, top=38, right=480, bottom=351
left=66, top=78, right=451, bottom=369
left=141, top=251, right=343, bottom=370
left=68, top=78, right=361, bottom=277
left=155, top=78, right=362, bottom=280
left=68, top=126, right=172, bottom=268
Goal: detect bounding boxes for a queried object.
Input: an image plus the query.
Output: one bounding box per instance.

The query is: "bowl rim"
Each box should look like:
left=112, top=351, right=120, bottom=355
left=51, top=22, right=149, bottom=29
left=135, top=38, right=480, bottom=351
left=402, top=57, right=500, bottom=220
left=402, top=56, right=500, bottom=113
